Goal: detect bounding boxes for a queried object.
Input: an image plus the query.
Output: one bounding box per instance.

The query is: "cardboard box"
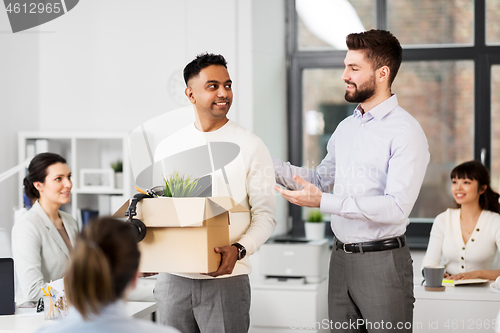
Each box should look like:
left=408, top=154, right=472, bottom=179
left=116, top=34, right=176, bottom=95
left=114, top=196, right=247, bottom=273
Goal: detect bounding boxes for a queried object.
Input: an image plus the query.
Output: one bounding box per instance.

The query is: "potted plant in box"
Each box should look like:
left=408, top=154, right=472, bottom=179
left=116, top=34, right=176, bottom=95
left=142, top=172, right=210, bottom=198
left=162, top=172, right=200, bottom=197
left=304, top=209, right=325, bottom=240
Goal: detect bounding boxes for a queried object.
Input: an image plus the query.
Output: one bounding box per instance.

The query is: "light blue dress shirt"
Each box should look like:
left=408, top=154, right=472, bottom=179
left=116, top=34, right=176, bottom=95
left=275, top=95, right=430, bottom=243
left=35, top=300, right=179, bottom=333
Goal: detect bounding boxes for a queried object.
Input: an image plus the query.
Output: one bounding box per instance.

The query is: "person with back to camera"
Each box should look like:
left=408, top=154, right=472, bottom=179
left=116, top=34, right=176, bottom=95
left=12, top=152, right=79, bottom=305
left=35, top=217, right=179, bottom=333
left=422, top=160, right=500, bottom=280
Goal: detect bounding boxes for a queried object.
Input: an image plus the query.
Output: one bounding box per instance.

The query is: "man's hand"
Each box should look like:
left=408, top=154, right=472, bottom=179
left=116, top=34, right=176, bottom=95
left=205, top=245, right=239, bottom=277
left=274, top=175, right=322, bottom=208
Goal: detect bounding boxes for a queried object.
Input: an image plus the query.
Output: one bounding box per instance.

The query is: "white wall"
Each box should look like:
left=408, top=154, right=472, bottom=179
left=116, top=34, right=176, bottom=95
left=252, top=0, right=288, bottom=235
left=0, top=0, right=288, bottom=235
left=35, top=0, right=249, bottom=131
left=0, top=9, right=40, bottom=233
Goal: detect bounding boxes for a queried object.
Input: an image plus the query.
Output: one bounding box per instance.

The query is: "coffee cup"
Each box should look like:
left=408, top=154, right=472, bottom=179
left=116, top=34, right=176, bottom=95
left=423, top=266, right=445, bottom=288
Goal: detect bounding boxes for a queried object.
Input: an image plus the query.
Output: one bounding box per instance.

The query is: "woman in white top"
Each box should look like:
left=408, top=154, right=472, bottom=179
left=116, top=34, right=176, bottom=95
left=422, top=160, right=500, bottom=280
left=36, top=217, right=179, bottom=333
left=12, top=153, right=78, bottom=304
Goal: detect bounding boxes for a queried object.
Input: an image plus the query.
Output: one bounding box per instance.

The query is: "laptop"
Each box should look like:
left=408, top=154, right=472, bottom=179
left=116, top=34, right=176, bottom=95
left=0, top=258, right=15, bottom=315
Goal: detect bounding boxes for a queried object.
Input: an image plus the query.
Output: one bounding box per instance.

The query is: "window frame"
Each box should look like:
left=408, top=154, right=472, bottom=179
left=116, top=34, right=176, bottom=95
left=285, top=0, right=500, bottom=242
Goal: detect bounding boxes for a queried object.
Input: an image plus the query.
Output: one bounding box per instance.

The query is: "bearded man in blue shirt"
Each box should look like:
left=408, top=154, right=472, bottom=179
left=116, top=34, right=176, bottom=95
left=274, top=29, right=430, bottom=332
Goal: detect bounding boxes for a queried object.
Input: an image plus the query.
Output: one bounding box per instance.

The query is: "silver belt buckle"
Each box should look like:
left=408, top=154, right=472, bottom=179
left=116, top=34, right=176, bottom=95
left=343, top=242, right=353, bottom=254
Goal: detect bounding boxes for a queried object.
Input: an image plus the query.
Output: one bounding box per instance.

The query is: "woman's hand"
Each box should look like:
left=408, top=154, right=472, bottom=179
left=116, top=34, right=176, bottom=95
left=447, top=271, right=479, bottom=280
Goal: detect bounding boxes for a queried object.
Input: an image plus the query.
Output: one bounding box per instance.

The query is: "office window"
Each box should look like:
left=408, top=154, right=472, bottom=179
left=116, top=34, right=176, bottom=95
left=491, top=66, right=500, bottom=192
left=287, top=0, right=499, bottom=237
left=297, top=0, right=375, bottom=50
left=392, top=61, right=474, bottom=218
left=387, top=0, right=473, bottom=45
left=487, top=0, right=500, bottom=44
left=302, top=69, right=353, bottom=169
left=301, top=62, right=474, bottom=219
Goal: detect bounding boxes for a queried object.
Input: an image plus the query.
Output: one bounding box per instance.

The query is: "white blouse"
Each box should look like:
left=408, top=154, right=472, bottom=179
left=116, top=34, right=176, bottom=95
left=422, top=208, right=500, bottom=275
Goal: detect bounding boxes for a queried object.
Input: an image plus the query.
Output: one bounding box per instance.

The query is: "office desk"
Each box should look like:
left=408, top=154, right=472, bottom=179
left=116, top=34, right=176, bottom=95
left=414, top=283, right=500, bottom=332
left=0, top=302, right=157, bottom=333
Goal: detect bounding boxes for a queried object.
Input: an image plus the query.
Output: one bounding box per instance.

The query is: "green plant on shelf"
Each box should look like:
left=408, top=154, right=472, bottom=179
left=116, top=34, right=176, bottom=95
left=111, top=159, right=123, bottom=173
left=163, top=172, right=200, bottom=197
left=306, top=209, right=323, bottom=223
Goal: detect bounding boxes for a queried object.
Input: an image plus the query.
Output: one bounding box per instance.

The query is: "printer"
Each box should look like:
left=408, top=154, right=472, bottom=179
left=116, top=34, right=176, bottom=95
left=259, top=238, right=330, bottom=284
left=251, top=238, right=330, bottom=332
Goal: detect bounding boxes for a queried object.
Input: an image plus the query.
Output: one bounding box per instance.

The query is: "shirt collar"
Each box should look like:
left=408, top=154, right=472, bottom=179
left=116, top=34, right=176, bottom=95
left=353, top=94, right=399, bottom=121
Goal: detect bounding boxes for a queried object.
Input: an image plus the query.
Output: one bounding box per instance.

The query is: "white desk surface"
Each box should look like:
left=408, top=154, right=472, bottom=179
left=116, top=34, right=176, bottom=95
left=414, top=282, right=500, bottom=332
left=0, top=301, right=157, bottom=333
left=415, top=281, right=500, bottom=301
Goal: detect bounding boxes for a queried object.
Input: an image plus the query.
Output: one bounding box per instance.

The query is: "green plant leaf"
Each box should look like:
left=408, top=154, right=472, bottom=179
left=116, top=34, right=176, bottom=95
left=306, top=209, right=323, bottom=223
left=161, top=171, right=201, bottom=197
left=111, top=159, right=123, bottom=172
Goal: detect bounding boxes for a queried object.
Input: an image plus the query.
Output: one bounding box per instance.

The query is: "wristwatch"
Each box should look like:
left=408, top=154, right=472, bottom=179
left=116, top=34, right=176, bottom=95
left=232, top=243, right=247, bottom=260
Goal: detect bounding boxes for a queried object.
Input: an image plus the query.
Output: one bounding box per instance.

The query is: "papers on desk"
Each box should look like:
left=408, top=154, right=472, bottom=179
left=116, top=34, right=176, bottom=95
left=442, top=278, right=489, bottom=287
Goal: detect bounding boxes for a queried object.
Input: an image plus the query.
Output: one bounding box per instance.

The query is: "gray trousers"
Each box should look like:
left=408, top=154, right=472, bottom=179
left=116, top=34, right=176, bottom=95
left=154, top=273, right=251, bottom=333
left=328, top=244, right=414, bottom=333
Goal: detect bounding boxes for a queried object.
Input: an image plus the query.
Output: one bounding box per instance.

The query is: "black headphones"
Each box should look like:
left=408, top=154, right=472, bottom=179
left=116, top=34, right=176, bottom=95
left=125, top=193, right=150, bottom=242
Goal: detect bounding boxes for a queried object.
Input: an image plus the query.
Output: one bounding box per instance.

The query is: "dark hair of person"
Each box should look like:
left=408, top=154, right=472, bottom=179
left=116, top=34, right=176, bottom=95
left=450, top=160, right=500, bottom=213
left=183, top=53, right=227, bottom=85
left=346, top=29, right=403, bottom=86
left=65, top=217, right=141, bottom=320
left=23, top=152, right=67, bottom=200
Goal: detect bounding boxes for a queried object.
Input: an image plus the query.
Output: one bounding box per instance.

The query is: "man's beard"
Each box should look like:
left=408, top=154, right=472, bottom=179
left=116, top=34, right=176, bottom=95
left=344, top=77, right=376, bottom=103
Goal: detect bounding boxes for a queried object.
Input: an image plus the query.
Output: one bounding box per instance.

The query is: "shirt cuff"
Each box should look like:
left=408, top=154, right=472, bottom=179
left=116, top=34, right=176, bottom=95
left=319, top=193, right=344, bottom=215
left=236, top=236, right=256, bottom=257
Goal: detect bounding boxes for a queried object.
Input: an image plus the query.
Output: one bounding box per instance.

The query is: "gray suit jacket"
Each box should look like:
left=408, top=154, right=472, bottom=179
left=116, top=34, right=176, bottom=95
left=11, top=201, right=79, bottom=303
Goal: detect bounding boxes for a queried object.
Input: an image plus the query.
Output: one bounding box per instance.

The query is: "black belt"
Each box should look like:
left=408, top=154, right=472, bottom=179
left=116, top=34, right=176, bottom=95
left=335, top=235, right=406, bottom=253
